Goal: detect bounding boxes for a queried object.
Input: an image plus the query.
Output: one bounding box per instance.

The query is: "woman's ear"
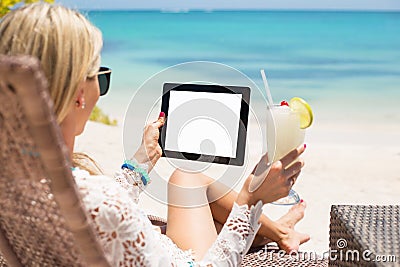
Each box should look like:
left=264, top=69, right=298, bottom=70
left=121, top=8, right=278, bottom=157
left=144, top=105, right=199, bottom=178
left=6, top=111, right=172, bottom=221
left=75, top=88, right=86, bottom=109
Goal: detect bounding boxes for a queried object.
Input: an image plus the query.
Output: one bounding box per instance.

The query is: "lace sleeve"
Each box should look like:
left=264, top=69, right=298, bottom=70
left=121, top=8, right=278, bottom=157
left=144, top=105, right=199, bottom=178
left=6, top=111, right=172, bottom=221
left=73, top=168, right=194, bottom=266
left=113, top=158, right=150, bottom=204
left=198, top=201, right=263, bottom=267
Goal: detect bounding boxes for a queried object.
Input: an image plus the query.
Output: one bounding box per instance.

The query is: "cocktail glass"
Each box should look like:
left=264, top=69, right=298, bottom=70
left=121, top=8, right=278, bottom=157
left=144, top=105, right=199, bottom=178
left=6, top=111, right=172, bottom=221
left=267, top=103, right=305, bottom=205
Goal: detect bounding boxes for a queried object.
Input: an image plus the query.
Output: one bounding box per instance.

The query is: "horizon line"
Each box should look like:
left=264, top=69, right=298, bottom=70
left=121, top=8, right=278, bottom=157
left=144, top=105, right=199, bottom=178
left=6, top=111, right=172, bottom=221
left=79, top=8, right=400, bottom=13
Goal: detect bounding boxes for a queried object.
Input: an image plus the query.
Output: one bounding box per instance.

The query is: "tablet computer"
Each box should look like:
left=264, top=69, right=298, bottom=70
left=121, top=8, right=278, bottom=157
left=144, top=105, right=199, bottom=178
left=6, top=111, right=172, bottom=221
left=159, top=83, right=250, bottom=166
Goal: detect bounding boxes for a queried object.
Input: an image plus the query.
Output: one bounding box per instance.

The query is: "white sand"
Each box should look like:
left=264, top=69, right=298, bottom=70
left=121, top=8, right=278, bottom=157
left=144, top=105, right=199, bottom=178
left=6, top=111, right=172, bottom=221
left=75, top=118, right=400, bottom=255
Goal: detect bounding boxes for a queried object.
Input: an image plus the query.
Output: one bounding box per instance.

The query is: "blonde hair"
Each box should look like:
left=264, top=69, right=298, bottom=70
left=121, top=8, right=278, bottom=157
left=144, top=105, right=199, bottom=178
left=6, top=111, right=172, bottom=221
left=72, top=152, right=104, bottom=175
left=0, top=3, right=104, bottom=175
left=0, top=2, right=103, bottom=124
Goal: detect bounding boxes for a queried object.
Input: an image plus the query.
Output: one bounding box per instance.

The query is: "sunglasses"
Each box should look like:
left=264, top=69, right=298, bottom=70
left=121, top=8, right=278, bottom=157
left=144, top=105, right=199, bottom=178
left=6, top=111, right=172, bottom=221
left=97, top=66, right=111, bottom=96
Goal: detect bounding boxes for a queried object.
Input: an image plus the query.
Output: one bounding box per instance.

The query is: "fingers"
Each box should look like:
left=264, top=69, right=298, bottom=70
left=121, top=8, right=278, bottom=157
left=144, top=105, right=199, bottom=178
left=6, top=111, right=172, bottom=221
left=279, top=144, right=306, bottom=168
left=288, top=170, right=301, bottom=187
left=283, top=159, right=304, bottom=179
left=153, top=112, right=165, bottom=129
left=159, top=111, right=165, bottom=121
left=299, top=233, right=311, bottom=245
left=251, top=153, right=270, bottom=176
left=284, top=159, right=303, bottom=185
left=156, top=146, right=162, bottom=157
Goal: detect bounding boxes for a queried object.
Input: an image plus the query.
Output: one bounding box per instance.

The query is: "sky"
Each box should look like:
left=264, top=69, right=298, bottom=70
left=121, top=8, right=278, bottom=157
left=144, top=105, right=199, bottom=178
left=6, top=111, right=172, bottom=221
left=59, top=0, right=400, bottom=11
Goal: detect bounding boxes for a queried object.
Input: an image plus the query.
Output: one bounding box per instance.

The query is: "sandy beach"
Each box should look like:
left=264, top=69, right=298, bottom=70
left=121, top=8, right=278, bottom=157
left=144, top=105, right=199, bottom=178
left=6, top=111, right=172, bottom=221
left=75, top=10, right=400, bottom=256
left=75, top=113, right=400, bottom=256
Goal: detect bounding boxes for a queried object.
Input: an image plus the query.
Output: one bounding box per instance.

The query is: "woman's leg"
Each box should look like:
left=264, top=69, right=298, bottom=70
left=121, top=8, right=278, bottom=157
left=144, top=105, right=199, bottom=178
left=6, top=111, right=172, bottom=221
left=205, top=173, right=310, bottom=252
left=167, top=169, right=309, bottom=254
left=166, top=169, right=217, bottom=261
left=267, top=202, right=310, bottom=252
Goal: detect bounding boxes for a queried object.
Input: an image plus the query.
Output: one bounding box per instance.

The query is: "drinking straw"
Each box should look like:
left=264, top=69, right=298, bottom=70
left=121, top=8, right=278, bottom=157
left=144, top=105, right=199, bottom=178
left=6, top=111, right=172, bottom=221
left=260, top=69, right=274, bottom=107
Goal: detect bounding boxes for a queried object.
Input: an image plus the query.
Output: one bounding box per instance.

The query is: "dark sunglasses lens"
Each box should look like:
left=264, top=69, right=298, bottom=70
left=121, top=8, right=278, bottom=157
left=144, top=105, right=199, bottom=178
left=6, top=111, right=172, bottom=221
left=98, top=67, right=111, bottom=96
left=98, top=74, right=109, bottom=96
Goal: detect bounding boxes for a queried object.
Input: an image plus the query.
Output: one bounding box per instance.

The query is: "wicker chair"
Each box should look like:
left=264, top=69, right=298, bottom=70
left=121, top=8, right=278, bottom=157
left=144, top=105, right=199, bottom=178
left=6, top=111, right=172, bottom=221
left=329, top=205, right=399, bottom=267
left=0, top=55, right=111, bottom=266
left=0, top=55, right=327, bottom=266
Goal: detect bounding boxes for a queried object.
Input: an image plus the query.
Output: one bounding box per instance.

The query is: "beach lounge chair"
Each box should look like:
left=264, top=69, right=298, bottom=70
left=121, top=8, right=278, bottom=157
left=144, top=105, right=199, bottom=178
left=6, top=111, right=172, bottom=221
left=0, top=55, right=110, bottom=266
left=329, top=205, right=399, bottom=267
left=0, top=55, right=327, bottom=266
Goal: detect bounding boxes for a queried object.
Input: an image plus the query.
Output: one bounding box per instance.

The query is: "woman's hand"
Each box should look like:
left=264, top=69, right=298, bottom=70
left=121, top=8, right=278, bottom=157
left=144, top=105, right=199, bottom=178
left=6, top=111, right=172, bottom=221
left=237, top=144, right=306, bottom=206
left=133, top=112, right=165, bottom=172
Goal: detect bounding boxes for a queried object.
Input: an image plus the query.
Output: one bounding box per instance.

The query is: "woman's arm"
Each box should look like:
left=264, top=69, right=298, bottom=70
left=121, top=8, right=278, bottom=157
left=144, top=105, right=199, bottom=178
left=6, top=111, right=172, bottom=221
left=133, top=112, right=165, bottom=172
left=199, top=201, right=263, bottom=266
left=113, top=113, right=165, bottom=203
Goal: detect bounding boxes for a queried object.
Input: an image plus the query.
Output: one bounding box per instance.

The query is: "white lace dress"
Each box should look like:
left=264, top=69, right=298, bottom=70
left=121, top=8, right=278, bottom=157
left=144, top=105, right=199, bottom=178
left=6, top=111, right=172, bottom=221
left=73, top=167, right=263, bottom=267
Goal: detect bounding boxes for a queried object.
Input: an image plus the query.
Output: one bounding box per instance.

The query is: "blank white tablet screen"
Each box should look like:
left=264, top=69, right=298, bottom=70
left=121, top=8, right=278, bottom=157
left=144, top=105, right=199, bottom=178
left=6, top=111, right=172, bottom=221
left=165, top=91, right=242, bottom=158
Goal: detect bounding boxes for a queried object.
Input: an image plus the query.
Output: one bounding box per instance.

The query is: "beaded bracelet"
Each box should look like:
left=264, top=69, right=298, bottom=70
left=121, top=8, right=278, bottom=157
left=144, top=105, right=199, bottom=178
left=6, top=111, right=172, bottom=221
left=121, top=159, right=151, bottom=186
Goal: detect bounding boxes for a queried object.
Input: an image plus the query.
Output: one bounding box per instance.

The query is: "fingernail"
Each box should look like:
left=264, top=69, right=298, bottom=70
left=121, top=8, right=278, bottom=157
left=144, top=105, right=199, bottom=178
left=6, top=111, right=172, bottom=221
left=300, top=199, right=304, bottom=203
left=303, top=144, right=307, bottom=149
left=159, top=112, right=165, bottom=118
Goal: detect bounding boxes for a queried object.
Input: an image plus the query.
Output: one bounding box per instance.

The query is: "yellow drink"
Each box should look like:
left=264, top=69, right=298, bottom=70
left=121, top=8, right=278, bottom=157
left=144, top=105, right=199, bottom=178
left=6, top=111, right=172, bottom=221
left=267, top=104, right=305, bottom=164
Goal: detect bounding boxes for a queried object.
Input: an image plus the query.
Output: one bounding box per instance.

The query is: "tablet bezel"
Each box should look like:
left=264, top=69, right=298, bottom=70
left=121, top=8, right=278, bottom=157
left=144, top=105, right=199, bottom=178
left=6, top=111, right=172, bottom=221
left=159, top=83, right=250, bottom=166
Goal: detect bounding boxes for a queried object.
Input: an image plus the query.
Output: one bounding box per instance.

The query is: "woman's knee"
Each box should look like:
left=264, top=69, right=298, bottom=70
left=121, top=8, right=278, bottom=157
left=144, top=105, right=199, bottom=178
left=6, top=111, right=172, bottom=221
left=169, top=169, right=213, bottom=188
left=168, top=169, right=211, bottom=207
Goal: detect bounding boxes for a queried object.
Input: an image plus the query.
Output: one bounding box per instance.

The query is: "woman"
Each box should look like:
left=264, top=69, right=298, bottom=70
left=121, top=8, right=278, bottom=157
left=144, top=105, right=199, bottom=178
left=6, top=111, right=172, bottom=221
left=0, top=3, right=308, bottom=266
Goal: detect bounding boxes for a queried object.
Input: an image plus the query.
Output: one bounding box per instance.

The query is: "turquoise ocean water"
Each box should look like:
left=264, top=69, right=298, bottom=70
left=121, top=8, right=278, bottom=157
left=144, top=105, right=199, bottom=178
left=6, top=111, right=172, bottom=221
left=87, top=11, right=400, bottom=124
